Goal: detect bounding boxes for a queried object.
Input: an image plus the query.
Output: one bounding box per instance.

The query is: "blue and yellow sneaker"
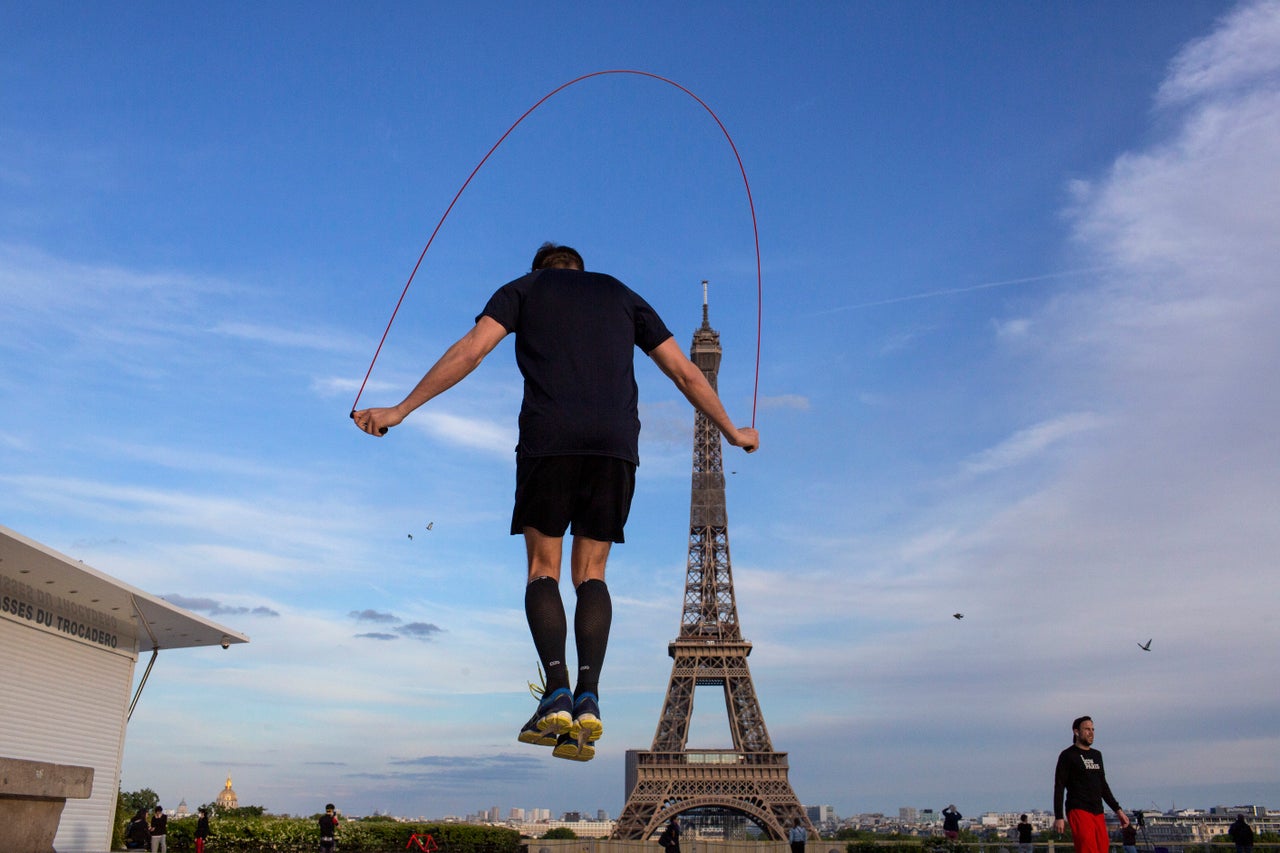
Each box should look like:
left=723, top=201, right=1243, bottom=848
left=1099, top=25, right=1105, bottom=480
left=517, top=670, right=573, bottom=746
left=552, top=730, right=596, bottom=761
left=571, top=692, right=602, bottom=743
left=552, top=692, right=602, bottom=761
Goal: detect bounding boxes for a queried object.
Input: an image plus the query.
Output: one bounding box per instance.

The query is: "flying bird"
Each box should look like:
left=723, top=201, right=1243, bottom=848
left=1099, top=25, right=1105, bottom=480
left=1138, top=639, right=1152, bottom=651
left=407, top=533, right=413, bottom=540
left=426, top=522, right=434, bottom=530
left=953, top=613, right=964, bottom=620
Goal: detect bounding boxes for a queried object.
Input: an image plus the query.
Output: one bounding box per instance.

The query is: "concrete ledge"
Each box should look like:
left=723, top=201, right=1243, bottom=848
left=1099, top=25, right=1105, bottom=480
left=0, top=757, right=95, bottom=853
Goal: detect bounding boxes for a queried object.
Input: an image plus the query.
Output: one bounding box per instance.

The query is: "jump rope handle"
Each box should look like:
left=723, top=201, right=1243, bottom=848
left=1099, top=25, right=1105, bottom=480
left=350, top=410, right=389, bottom=436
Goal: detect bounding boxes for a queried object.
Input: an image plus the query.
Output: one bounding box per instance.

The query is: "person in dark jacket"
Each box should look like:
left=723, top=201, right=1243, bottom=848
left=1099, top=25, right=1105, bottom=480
left=1228, top=815, right=1255, bottom=853
left=658, top=816, right=681, bottom=853
left=943, top=805, right=962, bottom=840
left=125, top=809, right=150, bottom=850
left=195, top=807, right=210, bottom=853
left=319, top=803, right=340, bottom=852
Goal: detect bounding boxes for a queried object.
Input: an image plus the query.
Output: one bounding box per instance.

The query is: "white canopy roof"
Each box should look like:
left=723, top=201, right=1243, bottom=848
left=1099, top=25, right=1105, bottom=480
left=1, top=524, right=249, bottom=653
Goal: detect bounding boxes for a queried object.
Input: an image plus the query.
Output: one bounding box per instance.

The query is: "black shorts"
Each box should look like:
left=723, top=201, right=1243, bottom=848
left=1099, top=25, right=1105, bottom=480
left=511, top=454, right=636, bottom=543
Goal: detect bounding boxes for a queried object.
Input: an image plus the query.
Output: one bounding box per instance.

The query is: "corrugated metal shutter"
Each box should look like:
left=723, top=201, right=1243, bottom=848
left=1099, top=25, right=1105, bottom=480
left=0, top=615, right=136, bottom=853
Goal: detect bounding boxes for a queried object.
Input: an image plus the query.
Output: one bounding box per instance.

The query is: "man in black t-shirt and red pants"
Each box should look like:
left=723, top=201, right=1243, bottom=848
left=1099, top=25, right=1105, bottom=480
left=354, top=244, right=759, bottom=762
left=1054, top=716, right=1130, bottom=853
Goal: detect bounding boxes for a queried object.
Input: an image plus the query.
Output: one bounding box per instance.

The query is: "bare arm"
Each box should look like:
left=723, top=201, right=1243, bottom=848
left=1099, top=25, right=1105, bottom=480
left=351, top=315, right=508, bottom=436
left=648, top=337, right=759, bottom=452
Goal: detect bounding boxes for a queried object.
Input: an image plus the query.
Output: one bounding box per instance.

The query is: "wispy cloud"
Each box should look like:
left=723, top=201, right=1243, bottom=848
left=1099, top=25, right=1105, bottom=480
left=415, top=410, right=516, bottom=457
left=962, top=413, right=1109, bottom=475
left=1156, top=1, right=1280, bottom=106
left=816, top=267, right=1109, bottom=314
left=162, top=594, right=280, bottom=618
left=210, top=321, right=358, bottom=353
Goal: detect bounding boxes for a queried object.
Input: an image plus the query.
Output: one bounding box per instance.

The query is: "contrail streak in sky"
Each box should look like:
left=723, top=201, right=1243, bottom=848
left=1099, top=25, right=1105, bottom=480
left=818, top=267, right=1109, bottom=314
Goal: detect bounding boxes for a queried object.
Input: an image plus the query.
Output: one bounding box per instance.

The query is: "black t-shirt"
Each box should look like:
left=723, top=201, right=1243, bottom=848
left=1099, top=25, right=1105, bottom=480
left=319, top=813, right=338, bottom=836
left=151, top=814, right=167, bottom=835
left=479, top=268, right=673, bottom=464
left=1054, top=745, right=1121, bottom=817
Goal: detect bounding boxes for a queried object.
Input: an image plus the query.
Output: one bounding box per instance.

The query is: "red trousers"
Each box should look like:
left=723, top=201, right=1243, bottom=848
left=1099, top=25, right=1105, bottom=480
left=1069, top=810, right=1111, bottom=853
left=196, top=839, right=205, bottom=853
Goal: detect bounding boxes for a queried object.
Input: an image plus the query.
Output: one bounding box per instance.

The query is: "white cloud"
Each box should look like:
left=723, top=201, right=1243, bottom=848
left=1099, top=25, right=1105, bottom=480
left=1156, top=0, right=1280, bottom=106
left=210, top=321, right=357, bottom=353
left=415, top=410, right=517, bottom=457
left=962, top=413, right=1109, bottom=476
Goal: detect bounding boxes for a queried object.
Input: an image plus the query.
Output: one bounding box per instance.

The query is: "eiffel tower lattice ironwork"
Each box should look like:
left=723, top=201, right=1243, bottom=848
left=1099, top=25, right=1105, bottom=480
left=612, top=286, right=815, bottom=841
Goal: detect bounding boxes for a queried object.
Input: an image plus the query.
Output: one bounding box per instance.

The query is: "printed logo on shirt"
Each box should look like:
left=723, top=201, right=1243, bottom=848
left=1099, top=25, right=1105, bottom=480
left=1082, top=757, right=1101, bottom=770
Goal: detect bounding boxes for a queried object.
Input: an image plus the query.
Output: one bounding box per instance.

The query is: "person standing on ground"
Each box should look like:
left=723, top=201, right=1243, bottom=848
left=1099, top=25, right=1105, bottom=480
left=318, top=803, right=339, bottom=852
left=789, top=818, right=809, bottom=853
left=659, top=816, right=682, bottom=853
left=1228, top=814, right=1254, bottom=853
left=1017, top=814, right=1034, bottom=853
left=149, top=805, right=168, bottom=853
left=195, top=807, right=210, bottom=853
left=1053, top=716, right=1130, bottom=853
left=943, top=805, right=962, bottom=840
left=125, top=809, right=150, bottom=850
left=353, top=244, right=759, bottom=761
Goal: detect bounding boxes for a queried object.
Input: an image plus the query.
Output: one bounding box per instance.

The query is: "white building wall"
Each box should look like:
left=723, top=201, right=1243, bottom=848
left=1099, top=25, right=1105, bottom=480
left=0, top=609, right=138, bottom=852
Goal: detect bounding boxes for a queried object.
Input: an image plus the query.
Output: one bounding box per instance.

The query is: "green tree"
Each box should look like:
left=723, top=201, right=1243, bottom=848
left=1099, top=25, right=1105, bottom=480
left=115, top=788, right=160, bottom=848
left=543, top=827, right=577, bottom=839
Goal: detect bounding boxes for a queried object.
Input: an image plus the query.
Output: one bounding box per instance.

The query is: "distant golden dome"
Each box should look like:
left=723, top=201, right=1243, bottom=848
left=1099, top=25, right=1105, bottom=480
left=215, top=774, right=238, bottom=809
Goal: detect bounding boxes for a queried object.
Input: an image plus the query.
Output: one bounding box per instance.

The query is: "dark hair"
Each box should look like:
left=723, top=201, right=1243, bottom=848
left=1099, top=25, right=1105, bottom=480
left=325, top=803, right=335, bottom=811
left=531, top=242, right=584, bottom=271
left=1072, top=715, right=1092, bottom=732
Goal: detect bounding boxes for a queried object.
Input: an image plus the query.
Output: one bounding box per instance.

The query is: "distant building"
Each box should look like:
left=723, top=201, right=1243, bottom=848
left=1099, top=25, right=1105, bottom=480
left=216, top=775, right=239, bottom=811
left=900, top=807, right=919, bottom=823
left=174, top=800, right=190, bottom=818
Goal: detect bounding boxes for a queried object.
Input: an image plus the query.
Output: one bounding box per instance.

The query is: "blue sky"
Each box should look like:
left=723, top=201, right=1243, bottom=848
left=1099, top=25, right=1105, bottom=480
left=3, top=0, right=1278, bottom=823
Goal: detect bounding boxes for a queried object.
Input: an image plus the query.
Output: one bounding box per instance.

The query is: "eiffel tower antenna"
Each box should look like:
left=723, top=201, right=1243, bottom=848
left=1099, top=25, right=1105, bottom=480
left=613, top=284, right=814, bottom=841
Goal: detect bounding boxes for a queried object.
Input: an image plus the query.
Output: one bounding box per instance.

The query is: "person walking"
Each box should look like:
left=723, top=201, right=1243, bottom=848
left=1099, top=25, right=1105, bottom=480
left=353, top=243, right=759, bottom=761
left=318, top=803, right=339, bottom=852
left=942, top=805, right=962, bottom=840
left=1053, top=716, right=1130, bottom=853
left=195, top=807, right=210, bottom=853
left=789, top=819, right=809, bottom=853
left=1017, top=814, right=1035, bottom=853
left=1228, top=814, right=1255, bottom=853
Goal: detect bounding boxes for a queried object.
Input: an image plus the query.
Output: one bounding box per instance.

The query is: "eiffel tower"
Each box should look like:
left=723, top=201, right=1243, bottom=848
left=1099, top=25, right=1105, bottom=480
left=612, top=285, right=815, bottom=841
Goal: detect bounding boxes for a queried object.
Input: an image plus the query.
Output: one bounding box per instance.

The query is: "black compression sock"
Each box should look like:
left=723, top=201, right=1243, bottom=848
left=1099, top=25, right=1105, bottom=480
left=524, top=576, right=569, bottom=694
left=573, top=578, right=612, bottom=698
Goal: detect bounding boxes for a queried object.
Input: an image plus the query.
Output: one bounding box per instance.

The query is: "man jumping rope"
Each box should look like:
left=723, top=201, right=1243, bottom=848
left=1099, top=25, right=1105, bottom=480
left=352, top=243, right=759, bottom=761
left=1053, top=716, right=1130, bottom=853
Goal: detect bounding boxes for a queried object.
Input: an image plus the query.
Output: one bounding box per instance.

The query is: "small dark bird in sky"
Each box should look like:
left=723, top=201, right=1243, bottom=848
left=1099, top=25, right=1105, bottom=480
left=426, top=522, right=434, bottom=531
left=953, top=613, right=964, bottom=620
left=1138, top=639, right=1152, bottom=651
left=407, top=533, right=413, bottom=540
